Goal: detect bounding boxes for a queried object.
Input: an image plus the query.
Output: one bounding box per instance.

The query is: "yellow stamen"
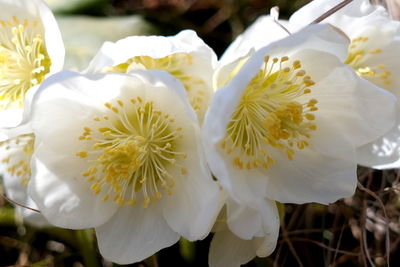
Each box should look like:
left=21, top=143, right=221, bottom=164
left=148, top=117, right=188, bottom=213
left=0, top=18, right=51, bottom=109
left=0, top=134, right=35, bottom=186
left=102, top=53, right=208, bottom=120
left=222, top=56, right=318, bottom=169
left=345, top=36, right=392, bottom=91
left=76, top=99, right=187, bottom=207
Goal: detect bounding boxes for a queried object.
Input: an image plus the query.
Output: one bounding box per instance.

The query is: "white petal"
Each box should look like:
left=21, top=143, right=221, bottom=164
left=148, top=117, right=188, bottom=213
left=286, top=49, right=397, bottom=157
left=29, top=156, right=118, bottom=229
left=228, top=198, right=279, bottom=240
left=214, top=24, right=349, bottom=92
left=162, top=158, right=223, bottom=241
left=35, top=0, right=65, bottom=74
left=209, top=230, right=261, bottom=267
left=18, top=197, right=49, bottom=227
left=213, top=49, right=253, bottom=91
left=0, top=85, right=40, bottom=138
left=265, top=150, right=357, bottom=204
left=2, top=172, right=26, bottom=208
left=86, top=29, right=216, bottom=74
left=209, top=198, right=279, bottom=267
left=369, top=156, right=400, bottom=169
left=310, top=66, right=396, bottom=151
left=350, top=22, right=400, bottom=52
left=220, top=16, right=290, bottom=65
left=226, top=197, right=262, bottom=239
left=252, top=198, right=279, bottom=256
left=0, top=0, right=46, bottom=20
left=203, top=139, right=269, bottom=206
left=350, top=25, right=400, bottom=95
left=95, top=204, right=180, bottom=264
left=357, top=117, right=400, bottom=169
left=160, top=86, right=223, bottom=240
left=0, top=108, right=25, bottom=133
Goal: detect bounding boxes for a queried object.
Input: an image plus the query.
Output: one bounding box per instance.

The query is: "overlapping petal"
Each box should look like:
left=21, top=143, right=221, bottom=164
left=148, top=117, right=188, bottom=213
left=85, top=30, right=216, bottom=122
left=209, top=197, right=279, bottom=267
left=96, top=204, right=180, bottom=264
left=229, top=0, right=400, bottom=168
left=204, top=24, right=396, bottom=206
left=28, top=69, right=221, bottom=262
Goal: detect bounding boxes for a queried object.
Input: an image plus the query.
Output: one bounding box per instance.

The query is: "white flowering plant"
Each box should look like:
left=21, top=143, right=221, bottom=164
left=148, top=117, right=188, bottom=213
left=0, top=0, right=400, bottom=267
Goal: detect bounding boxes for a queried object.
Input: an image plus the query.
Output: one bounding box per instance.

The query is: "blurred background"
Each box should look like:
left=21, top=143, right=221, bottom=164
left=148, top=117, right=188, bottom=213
left=1, top=0, right=400, bottom=266
left=48, top=0, right=310, bottom=69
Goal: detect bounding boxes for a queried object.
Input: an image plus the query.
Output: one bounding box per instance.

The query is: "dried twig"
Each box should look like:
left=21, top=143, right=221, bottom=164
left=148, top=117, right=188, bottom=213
left=281, top=221, right=305, bottom=267
left=287, top=237, right=360, bottom=256
left=358, top=181, right=391, bottom=267
left=270, top=6, right=291, bottom=35
left=1, top=193, right=41, bottom=213
left=275, top=206, right=303, bottom=266
left=361, top=199, right=376, bottom=267
left=333, top=224, right=346, bottom=265
left=284, top=227, right=345, bottom=236
left=310, top=0, right=354, bottom=24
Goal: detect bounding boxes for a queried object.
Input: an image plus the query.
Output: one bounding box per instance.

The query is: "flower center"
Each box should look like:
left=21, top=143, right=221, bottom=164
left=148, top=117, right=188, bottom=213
left=344, top=37, right=392, bottom=91
left=0, top=134, right=34, bottom=186
left=103, top=53, right=207, bottom=118
left=76, top=97, right=187, bottom=208
left=221, top=56, right=317, bottom=170
left=0, top=16, right=51, bottom=109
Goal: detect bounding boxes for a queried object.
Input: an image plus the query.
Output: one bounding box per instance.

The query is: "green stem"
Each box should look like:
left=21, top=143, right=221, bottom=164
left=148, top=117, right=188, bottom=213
left=179, top=238, right=195, bottom=263
left=0, top=207, right=16, bottom=226
left=75, top=229, right=99, bottom=267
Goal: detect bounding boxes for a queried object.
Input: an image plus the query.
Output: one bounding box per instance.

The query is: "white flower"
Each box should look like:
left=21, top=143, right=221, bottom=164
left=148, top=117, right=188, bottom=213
left=225, top=0, right=400, bottom=168
left=289, top=0, right=400, bottom=168
left=219, top=15, right=289, bottom=68
left=0, top=0, right=64, bottom=129
left=28, top=70, right=222, bottom=264
left=0, top=134, right=48, bottom=227
left=209, top=194, right=279, bottom=267
left=85, top=30, right=217, bottom=122
left=203, top=24, right=396, bottom=206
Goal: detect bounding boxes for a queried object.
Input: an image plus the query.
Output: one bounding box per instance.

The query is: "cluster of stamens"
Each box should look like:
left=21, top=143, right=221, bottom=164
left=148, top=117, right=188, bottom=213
left=345, top=36, right=392, bottom=90
left=0, top=134, right=34, bottom=186
left=76, top=97, right=187, bottom=208
left=221, top=56, right=318, bottom=170
left=103, top=53, right=207, bottom=116
left=0, top=16, right=51, bottom=109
